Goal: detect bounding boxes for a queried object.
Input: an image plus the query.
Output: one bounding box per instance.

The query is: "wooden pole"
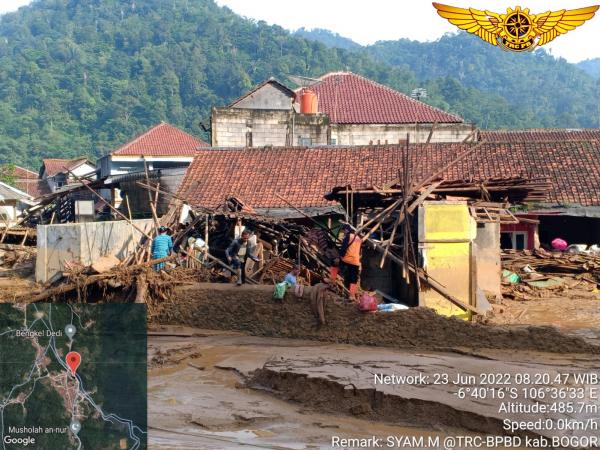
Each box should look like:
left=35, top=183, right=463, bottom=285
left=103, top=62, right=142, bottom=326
left=143, top=159, right=160, bottom=233
left=65, top=169, right=152, bottom=239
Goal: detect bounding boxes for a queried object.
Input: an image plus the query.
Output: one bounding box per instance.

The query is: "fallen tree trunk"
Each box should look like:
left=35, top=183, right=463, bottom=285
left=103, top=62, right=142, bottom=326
left=21, top=255, right=178, bottom=303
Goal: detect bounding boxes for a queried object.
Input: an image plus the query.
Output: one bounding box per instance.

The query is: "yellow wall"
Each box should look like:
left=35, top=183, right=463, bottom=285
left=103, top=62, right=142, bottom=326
left=419, top=202, right=475, bottom=320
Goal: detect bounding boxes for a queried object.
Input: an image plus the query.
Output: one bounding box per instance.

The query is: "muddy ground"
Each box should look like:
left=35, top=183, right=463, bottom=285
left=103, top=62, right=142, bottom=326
left=152, top=283, right=600, bottom=354
left=148, top=328, right=600, bottom=449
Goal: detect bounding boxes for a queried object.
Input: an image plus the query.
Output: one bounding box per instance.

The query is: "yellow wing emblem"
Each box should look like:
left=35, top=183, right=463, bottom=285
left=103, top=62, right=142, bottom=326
left=433, top=3, right=599, bottom=52
left=533, top=6, right=599, bottom=45
left=433, top=3, right=502, bottom=46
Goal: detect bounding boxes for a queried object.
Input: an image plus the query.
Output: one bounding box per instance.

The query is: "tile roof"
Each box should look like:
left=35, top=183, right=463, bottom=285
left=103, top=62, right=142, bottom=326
left=480, top=129, right=600, bottom=142
left=0, top=182, right=32, bottom=202
left=13, top=179, right=50, bottom=199
left=177, top=141, right=600, bottom=210
left=13, top=166, right=37, bottom=179
left=41, top=158, right=93, bottom=178
left=111, top=122, right=209, bottom=157
left=307, top=72, right=464, bottom=125
left=8, top=165, right=50, bottom=198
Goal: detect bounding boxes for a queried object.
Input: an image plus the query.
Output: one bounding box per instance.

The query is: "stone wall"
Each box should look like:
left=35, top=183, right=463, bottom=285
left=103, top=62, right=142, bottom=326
left=213, top=107, right=474, bottom=147
left=232, top=82, right=293, bottom=110
left=212, top=108, right=329, bottom=147
left=332, top=123, right=475, bottom=145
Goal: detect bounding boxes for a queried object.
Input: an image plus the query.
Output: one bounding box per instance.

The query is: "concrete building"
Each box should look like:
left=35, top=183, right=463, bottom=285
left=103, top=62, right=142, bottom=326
left=211, top=73, right=475, bottom=147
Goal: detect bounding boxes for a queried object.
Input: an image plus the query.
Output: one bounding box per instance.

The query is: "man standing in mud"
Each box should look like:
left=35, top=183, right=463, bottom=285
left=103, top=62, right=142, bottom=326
left=226, top=229, right=260, bottom=285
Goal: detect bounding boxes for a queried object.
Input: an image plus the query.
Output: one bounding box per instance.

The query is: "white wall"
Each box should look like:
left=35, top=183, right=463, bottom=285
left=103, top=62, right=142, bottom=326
left=36, top=219, right=154, bottom=282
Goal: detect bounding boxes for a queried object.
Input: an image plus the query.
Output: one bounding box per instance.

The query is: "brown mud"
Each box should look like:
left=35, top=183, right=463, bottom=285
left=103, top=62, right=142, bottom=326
left=152, top=283, right=600, bottom=354
left=149, top=328, right=600, bottom=448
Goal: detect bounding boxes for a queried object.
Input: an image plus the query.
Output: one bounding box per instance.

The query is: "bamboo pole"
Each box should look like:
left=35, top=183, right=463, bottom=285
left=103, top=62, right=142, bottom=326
left=143, top=159, right=160, bottom=233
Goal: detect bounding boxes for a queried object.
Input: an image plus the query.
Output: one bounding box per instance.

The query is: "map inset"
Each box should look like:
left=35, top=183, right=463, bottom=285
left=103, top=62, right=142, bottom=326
left=0, top=303, right=147, bottom=449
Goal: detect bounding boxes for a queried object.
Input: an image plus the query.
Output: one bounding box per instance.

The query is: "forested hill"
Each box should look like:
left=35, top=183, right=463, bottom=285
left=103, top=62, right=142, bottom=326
left=1, top=1, right=599, bottom=168
left=578, top=58, right=600, bottom=78
left=303, top=29, right=600, bottom=131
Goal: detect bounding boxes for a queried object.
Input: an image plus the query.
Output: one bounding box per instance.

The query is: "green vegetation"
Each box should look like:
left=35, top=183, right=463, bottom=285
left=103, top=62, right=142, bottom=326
left=1, top=0, right=599, bottom=169
left=294, top=28, right=361, bottom=50
left=578, top=58, right=600, bottom=78
left=0, top=164, right=16, bottom=186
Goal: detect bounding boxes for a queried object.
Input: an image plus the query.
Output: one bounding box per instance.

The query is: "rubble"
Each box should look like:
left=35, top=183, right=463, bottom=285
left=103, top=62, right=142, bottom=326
left=501, top=249, right=600, bottom=301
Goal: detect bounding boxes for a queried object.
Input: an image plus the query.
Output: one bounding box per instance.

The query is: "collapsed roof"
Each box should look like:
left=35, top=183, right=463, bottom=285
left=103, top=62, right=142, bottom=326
left=176, top=140, right=600, bottom=212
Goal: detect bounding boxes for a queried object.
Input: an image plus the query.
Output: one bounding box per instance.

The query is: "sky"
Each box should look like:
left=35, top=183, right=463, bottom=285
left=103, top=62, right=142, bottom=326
left=1, top=0, right=599, bottom=62
left=215, top=0, right=600, bottom=63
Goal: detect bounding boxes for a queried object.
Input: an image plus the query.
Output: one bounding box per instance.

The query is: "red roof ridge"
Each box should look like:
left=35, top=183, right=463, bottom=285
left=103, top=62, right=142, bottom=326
left=111, top=122, right=208, bottom=156
left=318, top=71, right=464, bottom=123
left=112, top=122, right=168, bottom=155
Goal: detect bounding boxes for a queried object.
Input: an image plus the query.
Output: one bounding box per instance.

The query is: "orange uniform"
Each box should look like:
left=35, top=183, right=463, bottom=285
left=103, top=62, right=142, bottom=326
left=341, top=233, right=361, bottom=266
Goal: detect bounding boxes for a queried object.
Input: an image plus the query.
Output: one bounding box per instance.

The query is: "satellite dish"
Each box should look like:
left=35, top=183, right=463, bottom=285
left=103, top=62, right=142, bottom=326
left=287, top=74, right=324, bottom=88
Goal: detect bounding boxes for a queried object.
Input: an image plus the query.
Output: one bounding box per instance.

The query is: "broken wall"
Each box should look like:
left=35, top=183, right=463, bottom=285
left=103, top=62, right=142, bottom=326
left=36, top=219, right=153, bottom=283
left=418, top=201, right=476, bottom=320
left=473, top=222, right=501, bottom=298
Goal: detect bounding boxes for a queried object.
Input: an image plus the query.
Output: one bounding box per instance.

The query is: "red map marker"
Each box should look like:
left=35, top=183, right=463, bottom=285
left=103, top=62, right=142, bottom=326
left=66, top=351, right=81, bottom=375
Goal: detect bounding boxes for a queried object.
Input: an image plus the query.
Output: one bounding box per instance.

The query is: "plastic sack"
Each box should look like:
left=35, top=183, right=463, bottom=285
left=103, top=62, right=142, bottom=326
left=551, top=238, right=568, bottom=251
left=358, top=292, right=378, bottom=312
left=273, top=282, right=288, bottom=300
left=377, top=303, right=409, bottom=312
left=502, top=269, right=521, bottom=284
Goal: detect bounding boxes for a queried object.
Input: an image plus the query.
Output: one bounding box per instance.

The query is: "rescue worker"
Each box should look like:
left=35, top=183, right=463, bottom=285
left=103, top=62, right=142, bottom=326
left=323, top=240, right=340, bottom=281
left=226, top=229, right=259, bottom=285
left=339, top=224, right=362, bottom=302
left=151, top=226, right=173, bottom=271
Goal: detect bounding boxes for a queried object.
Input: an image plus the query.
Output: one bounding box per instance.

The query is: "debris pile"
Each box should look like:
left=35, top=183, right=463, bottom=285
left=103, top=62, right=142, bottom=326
left=502, top=249, right=600, bottom=300
left=0, top=244, right=36, bottom=273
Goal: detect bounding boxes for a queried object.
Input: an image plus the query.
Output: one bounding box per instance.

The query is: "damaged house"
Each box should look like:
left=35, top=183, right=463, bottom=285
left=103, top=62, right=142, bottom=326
left=98, top=122, right=209, bottom=215
left=175, top=137, right=599, bottom=318
left=211, top=72, right=475, bottom=148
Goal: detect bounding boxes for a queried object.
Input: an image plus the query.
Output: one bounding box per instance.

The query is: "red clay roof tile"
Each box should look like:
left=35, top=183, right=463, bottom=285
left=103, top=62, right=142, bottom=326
left=111, top=122, right=209, bottom=157
left=42, top=158, right=92, bottom=178
left=308, top=72, right=463, bottom=124
left=480, top=129, right=600, bottom=142
left=177, top=141, right=600, bottom=210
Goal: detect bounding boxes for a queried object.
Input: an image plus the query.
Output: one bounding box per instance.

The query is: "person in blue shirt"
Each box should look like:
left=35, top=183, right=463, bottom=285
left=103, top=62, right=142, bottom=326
left=151, top=226, right=173, bottom=271
left=283, top=266, right=300, bottom=286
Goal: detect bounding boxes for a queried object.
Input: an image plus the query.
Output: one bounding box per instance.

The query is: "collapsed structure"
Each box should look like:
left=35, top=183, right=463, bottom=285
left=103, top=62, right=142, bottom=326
left=2, top=70, right=600, bottom=323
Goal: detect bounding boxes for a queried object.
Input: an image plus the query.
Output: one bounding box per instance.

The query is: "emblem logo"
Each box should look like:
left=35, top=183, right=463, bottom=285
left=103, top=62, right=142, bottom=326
left=433, top=3, right=599, bottom=51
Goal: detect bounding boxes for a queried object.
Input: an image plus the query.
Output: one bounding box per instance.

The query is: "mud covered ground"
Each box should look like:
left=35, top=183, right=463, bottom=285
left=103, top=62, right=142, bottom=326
left=149, top=328, right=600, bottom=449
left=152, top=283, right=600, bottom=354
left=148, top=329, right=451, bottom=449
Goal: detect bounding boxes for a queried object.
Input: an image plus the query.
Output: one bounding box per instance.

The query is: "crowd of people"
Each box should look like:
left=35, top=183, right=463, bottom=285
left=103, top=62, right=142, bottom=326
left=150, top=223, right=371, bottom=311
